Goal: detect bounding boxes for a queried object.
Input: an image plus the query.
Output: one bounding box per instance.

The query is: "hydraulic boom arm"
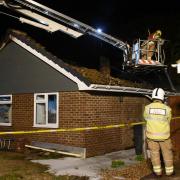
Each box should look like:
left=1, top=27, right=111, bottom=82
left=0, top=0, right=129, bottom=62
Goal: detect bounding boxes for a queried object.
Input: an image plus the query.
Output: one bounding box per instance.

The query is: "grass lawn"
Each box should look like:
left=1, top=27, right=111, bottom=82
left=0, top=150, right=89, bottom=180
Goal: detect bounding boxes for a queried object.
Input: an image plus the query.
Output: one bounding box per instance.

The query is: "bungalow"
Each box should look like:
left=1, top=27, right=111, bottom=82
left=0, top=29, right=176, bottom=157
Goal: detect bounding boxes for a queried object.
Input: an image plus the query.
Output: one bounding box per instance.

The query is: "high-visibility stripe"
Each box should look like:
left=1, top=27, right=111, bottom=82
left=153, top=165, right=161, bottom=169
left=145, top=116, right=168, bottom=121
left=165, top=166, right=174, bottom=175
left=153, top=165, right=162, bottom=173
left=154, top=169, right=162, bottom=173
left=146, top=131, right=169, bottom=136
left=166, top=170, right=173, bottom=173
left=165, top=166, right=174, bottom=171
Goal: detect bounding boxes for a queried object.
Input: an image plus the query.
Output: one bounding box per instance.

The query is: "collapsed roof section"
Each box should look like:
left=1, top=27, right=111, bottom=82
left=1, top=29, right=178, bottom=96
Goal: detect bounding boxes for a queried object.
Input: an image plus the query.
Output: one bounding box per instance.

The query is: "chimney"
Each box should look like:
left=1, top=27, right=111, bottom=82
left=99, top=56, right=110, bottom=76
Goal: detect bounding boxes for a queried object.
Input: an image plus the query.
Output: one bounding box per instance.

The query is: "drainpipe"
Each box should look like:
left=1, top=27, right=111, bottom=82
left=142, top=95, right=151, bottom=160
left=164, top=67, right=176, bottom=92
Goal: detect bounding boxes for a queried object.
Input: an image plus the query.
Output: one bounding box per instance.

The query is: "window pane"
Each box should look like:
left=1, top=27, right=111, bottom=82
left=48, top=95, right=57, bottom=124
left=36, top=95, right=45, bottom=100
left=0, top=104, right=11, bottom=123
left=36, top=103, right=46, bottom=124
left=0, top=96, right=11, bottom=102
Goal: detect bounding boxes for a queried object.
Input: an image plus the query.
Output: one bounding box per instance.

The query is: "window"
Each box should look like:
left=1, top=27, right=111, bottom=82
left=0, top=95, right=12, bottom=126
left=34, top=93, right=59, bottom=128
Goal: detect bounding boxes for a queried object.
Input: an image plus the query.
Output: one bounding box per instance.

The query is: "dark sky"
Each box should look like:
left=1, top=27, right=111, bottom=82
left=1, top=0, right=180, bottom=64
left=1, top=0, right=180, bottom=41
left=0, top=0, right=179, bottom=89
left=34, top=0, right=180, bottom=41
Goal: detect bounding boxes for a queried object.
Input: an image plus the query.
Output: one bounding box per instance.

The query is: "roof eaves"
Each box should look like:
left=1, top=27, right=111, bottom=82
left=80, top=84, right=180, bottom=96
left=87, top=84, right=153, bottom=95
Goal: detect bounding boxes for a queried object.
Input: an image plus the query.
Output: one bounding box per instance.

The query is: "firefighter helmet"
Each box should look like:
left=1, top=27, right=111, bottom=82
left=152, top=88, right=165, bottom=101
left=155, top=30, right=162, bottom=37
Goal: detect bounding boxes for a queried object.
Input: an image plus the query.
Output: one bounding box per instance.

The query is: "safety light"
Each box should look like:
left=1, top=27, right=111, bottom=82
left=96, top=28, right=102, bottom=33
left=73, top=23, right=79, bottom=28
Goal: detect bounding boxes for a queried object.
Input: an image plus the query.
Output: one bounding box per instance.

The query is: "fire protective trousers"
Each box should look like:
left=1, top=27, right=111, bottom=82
left=147, top=138, right=174, bottom=175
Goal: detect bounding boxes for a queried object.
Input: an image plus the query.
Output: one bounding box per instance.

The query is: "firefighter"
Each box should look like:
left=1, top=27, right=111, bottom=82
left=143, top=88, right=174, bottom=177
left=141, top=30, right=162, bottom=61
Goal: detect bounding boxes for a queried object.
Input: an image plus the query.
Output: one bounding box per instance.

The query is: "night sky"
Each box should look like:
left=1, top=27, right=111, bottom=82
left=34, top=0, right=180, bottom=41
left=1, top=0, right=180, bottom=40
left=0, top=0, right=180, bottom=89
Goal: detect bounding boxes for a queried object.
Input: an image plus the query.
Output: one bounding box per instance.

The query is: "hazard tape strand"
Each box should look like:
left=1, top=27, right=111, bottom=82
left=0, top=123, right=141, bottom=135
left=172, top=116, right=180, bottom=120
left=0, top=117, right=179, bottom=135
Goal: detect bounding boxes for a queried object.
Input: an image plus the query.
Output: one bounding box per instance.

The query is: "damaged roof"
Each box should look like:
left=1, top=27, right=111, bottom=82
left=70, top=65, right=152, bottom=88
left=2, top=29, right=172, bottom=95
left=7, top=30, right=153, bottom=88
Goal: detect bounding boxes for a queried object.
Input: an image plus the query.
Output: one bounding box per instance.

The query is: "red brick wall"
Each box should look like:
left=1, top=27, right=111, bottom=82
left=0, top=92, right=149, bottom=157
left=168, top=96, right=180, bottom=160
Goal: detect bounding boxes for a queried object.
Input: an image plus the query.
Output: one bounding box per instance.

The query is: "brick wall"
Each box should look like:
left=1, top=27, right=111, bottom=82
left=168, top=96, right=180, bottom=160
left=0, top=92, right=149, bottom=157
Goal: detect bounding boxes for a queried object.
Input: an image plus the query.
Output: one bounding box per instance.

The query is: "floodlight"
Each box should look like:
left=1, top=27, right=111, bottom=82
left=97, top=28, right=102, bottom=33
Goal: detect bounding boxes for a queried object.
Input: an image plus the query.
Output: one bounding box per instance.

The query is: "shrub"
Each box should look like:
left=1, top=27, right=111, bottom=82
left=111, top=160, right=125, bottom=168
left=135, top=154, right=144, bottom=161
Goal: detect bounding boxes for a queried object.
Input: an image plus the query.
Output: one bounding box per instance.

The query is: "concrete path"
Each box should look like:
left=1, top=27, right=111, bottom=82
left=32, top=149, right=137, bottom=180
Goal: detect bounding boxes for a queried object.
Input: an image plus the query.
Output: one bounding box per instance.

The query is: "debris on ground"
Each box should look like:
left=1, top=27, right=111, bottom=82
left=101, top=161, right=152, bottom=180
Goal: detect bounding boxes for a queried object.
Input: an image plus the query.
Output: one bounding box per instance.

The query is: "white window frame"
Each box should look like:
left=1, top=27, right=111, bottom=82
left=34, top=93, right=59, bottom=128
left=0, top=95, right=12, bottom=126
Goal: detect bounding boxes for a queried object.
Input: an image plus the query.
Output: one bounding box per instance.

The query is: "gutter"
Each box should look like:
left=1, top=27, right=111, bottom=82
left=89, top=84, right=153, bottom=95
left=79, top=84, right=180, bottom=96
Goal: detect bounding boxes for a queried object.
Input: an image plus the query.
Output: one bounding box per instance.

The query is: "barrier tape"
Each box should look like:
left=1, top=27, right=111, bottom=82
left=0, top=116, right=179, bottom=135
left=172, top=116, right=180, bottom=120
left=0, top=122, right=145, bottom=135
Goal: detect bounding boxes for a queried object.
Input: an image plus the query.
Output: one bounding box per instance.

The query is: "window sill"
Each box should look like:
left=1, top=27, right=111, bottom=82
left=0, top=123, right=12, bottom=126
left=33, top=125, right=58, bottom=129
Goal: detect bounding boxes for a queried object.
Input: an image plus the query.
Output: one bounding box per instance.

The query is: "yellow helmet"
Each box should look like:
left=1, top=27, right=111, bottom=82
left=155, top=30, right=162, bottom=36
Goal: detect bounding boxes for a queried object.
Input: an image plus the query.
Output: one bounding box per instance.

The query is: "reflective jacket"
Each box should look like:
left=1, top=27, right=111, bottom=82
left=143, top=101, right=172, bottom=140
